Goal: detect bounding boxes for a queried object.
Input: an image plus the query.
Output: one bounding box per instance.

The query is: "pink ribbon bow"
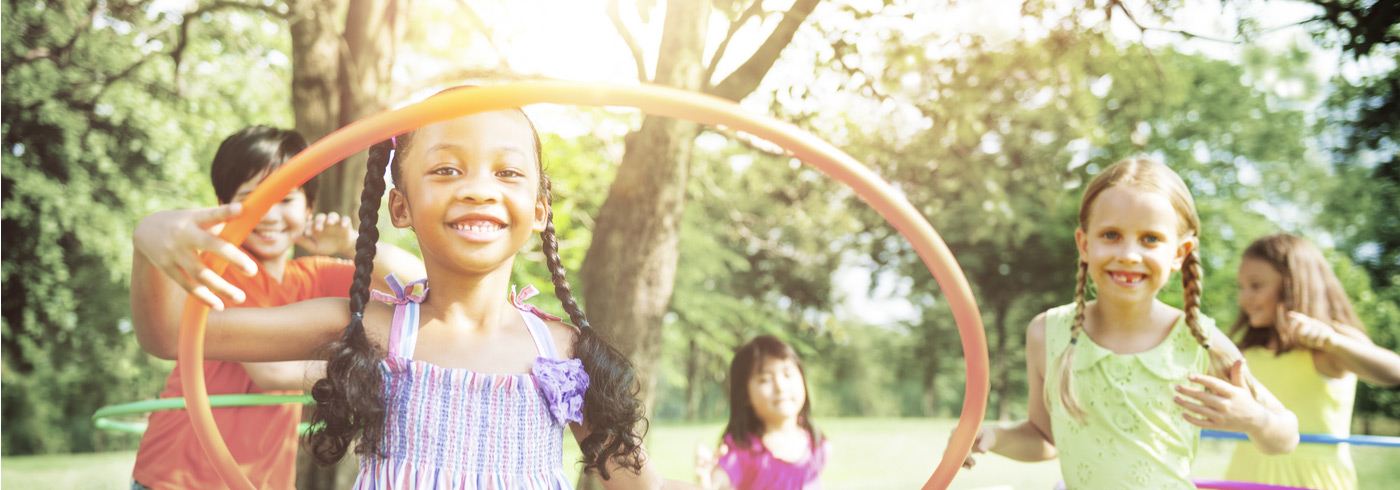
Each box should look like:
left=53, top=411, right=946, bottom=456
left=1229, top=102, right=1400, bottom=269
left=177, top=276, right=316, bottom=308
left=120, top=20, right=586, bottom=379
left=511, top=285, right=562, bottom=321
left=371, top=273, right=428, bottom=304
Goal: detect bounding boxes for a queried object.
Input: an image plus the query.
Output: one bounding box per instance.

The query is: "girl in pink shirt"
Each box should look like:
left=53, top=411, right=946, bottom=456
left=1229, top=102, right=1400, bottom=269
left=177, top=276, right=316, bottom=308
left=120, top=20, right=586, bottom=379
left=696, top=335, right=829, bottom=490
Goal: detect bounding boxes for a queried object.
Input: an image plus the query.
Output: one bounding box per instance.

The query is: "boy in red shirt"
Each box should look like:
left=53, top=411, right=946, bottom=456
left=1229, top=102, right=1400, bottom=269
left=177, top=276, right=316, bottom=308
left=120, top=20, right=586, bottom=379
left=128, top=126, right=423, bottom=489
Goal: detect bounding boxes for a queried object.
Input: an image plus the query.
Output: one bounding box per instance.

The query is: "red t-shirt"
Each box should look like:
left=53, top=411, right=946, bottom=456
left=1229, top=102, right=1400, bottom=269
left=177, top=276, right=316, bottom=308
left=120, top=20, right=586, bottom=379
left=132, top=256, right=353, bottom=490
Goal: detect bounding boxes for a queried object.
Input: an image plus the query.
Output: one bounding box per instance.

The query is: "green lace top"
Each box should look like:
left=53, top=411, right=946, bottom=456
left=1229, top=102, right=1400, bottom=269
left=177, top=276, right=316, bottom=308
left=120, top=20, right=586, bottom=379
left=1043, top=303, right=1218, bottom=490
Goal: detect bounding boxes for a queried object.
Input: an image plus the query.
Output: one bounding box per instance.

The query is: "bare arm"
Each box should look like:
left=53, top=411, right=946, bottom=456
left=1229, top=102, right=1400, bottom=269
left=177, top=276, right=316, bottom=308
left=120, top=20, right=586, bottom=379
left=986, top=313, right=1058, bottom=462
left=242, top=360, right=326, bottom=391
left=131, top=205, right=259, bottom=359
left=568, top=423, right=703, bottom=490
left=1293, top=312, right=1400, bottom=386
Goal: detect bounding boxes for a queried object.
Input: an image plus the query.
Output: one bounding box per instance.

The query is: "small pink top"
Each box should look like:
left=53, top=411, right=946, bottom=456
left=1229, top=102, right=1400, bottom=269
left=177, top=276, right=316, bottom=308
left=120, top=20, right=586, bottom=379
left=717, top=432, right=829, bottom=490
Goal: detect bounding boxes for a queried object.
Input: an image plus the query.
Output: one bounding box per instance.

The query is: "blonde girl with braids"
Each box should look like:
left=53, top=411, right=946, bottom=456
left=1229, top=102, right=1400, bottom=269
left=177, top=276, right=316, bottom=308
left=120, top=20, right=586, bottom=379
left=130, top=93, right=697, bottom=489
left=958, top=158, right=1299, bottom=489
left=1224, top=233, right=1400, bottom=490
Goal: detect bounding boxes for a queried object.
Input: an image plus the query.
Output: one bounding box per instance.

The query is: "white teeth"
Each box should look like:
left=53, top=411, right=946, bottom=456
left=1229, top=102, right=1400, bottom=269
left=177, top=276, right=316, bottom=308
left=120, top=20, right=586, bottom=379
left=452, top=222, right=503, bottom=233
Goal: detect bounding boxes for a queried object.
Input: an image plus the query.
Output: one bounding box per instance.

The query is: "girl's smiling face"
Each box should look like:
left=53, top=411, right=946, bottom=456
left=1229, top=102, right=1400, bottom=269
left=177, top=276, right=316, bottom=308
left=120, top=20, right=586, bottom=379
left=388, top=111, right=547, bottom=274
left=1237, top=256, right=1285, bottom=328
left=747, top=356, right=807, bottom=428
left=1075, top=185, right=1195, bottom=305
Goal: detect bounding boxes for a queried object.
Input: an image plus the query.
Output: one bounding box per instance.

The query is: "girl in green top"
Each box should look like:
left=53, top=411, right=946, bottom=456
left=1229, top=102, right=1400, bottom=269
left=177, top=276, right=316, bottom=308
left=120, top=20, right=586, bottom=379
left=959, top=159, right=1300, bottom=489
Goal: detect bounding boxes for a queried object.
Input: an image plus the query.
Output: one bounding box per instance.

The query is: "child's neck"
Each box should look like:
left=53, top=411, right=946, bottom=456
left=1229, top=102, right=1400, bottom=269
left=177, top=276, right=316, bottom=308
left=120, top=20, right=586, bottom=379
left=761, top=416, right=801, bottom=435
left=257, top=254, right=289, bottom=282
left=420, top=264, right=516, bottom=332
left=1090, top=297, right=1163, bottom=332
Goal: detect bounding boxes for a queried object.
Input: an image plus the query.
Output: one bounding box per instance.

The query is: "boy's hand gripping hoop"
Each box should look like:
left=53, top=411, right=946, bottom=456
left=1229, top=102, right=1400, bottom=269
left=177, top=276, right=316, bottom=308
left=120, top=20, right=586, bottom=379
left=180, top=81, right=990, bottom=490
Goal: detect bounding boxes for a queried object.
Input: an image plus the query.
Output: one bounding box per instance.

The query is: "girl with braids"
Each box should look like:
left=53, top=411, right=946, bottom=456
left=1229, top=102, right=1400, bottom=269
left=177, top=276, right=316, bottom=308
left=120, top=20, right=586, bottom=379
left=1224, top=233, right=1400, bottom=490
left=133, top=105, right=692, bottom=489
left=957, top=158, right=1298, bottom=489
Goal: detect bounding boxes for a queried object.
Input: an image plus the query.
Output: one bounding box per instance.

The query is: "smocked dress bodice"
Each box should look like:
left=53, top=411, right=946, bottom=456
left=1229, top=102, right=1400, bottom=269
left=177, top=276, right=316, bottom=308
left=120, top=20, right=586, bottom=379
left=353, top=277, right=588, bottom=490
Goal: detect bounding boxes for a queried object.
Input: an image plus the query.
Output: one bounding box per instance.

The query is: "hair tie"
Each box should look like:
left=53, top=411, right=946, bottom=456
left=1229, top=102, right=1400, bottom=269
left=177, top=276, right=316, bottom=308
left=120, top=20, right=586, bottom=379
left=351, top=311, right=364, bottom=322
left=389, top=136, right=397, bottom=149
left=1070, top=337, right=1078, bottom=345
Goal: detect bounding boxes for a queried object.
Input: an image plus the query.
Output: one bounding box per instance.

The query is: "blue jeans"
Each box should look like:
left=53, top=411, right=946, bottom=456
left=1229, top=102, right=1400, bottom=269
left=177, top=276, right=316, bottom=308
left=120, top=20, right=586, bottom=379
left=131, top=481, right=154, bottom=490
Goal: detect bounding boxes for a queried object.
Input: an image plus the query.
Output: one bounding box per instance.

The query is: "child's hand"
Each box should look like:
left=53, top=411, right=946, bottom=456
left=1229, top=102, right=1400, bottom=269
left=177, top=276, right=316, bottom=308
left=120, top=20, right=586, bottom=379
left=295, top=212, right=356, bottom=257
left=693, top=442, right=727, bottom=488
left=1288, top=311, right=1338, bottom=351
left=1174, top=359, right=1269, bottom=433
left=955, top=425, right=996, bottom=469
left=134, top=203, right=258, bottom=310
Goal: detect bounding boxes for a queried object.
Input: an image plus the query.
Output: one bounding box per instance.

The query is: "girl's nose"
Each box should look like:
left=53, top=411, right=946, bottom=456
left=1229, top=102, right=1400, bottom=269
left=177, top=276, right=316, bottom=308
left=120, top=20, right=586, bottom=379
left=453, top=174, right=500, bottom=203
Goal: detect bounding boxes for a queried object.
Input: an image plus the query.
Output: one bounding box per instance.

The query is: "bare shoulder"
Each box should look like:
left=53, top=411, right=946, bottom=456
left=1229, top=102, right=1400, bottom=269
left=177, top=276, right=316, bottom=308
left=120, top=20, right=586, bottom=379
left=1209, top=326, right=1243, bottom=359
left=360, top=300, right=396, bottom=354
left=1027, top=312, right=1049, bottom=344
left=544, top=318, right=580, bottom=359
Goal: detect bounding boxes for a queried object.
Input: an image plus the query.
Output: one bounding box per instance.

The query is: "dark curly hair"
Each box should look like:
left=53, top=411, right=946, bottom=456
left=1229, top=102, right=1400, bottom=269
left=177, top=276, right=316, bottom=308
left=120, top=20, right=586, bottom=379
left=303, top=96, right=647, bottom=480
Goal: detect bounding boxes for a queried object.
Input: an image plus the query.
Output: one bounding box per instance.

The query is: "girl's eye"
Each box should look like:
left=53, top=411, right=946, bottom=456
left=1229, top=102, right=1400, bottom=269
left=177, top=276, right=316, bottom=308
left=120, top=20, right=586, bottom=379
left=431, top=166, right=460, bottom=176
left=1102, top=231, right=1120, bottom=240
left=496, top=169, right=524, bottom=178
left=1142, top=235, right=1160, bottom=244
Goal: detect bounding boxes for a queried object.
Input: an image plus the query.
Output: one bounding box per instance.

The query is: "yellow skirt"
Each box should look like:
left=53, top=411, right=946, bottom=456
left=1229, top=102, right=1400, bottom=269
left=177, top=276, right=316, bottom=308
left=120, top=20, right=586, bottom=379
left=1224, top=440, right=1356, bottom=490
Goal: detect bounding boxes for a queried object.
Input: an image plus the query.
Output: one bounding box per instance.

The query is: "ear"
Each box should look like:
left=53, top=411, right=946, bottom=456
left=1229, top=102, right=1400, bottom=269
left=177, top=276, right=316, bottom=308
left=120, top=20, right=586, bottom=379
left=1172, top=234, right=1197, bottom=271
left=388, top=188, right=412, bottom=229
left=532, top=195, right=548, bottom=233
left=1074, top=228, right=1088, bottom=264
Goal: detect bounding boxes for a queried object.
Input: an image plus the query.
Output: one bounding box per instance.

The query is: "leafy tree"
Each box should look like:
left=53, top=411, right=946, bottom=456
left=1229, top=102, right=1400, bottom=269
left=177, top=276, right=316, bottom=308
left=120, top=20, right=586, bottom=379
left=2, top=0, right=293, bottom=454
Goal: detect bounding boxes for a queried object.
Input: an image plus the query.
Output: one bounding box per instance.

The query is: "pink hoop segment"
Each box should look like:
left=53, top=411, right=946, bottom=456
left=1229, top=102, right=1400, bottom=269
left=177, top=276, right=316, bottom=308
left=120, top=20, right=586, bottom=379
left=178, top=81, right=990, bottom=490
left=1192, top=479, right=1317, bottom=490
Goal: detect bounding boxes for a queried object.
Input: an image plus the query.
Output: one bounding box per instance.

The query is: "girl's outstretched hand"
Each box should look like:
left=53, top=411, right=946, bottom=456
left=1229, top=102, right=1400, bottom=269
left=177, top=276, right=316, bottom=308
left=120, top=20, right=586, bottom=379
left=956, top=425, right=997, bottom=469
left=1173, top=359, right=1269, bottom=433
left=693, top=442, right=728, bottom=488
left=1288, top=311, right=1339, bottom=351
left=134, top=203, right=258, bottom=310
left=296, top=211, right=356, bottom=257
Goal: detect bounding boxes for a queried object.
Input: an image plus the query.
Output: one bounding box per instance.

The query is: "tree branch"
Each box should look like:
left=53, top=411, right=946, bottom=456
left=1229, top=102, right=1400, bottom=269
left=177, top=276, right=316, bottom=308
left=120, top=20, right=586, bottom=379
left=1111, top=0, right=1241, bottom=44
left=454, top=0, right=511, bottom=71
left=172, top=0, right=291, bottom=95
left=703, top=0, right=765, bottom=86
left=707, top=0, right=821, bottom=101
left=607, top=0, right=648, bottom=82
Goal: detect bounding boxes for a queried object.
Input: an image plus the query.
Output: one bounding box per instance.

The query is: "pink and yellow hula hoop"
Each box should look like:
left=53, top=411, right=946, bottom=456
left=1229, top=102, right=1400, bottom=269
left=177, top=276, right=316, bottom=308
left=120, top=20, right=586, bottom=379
left=179, top=81, right=990, bottom=490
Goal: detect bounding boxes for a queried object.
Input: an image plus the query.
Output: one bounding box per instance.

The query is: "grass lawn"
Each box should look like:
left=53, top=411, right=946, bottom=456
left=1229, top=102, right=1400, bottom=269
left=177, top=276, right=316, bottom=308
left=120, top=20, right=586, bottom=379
left=5, top=417, right=1398, bottom=489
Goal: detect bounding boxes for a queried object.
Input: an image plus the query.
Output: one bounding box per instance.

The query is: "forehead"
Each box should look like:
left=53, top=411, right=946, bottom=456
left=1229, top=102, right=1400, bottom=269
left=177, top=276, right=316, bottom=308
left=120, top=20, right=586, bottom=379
left=1086, top=185, right=1180, bottom=233
left=752, top=355, right=799, bottom=374
left=1238, top=257, right=1282, bottom=278
left=406, top=111, right=535, bottom=161
left=232, top=171, right=303, bottom=198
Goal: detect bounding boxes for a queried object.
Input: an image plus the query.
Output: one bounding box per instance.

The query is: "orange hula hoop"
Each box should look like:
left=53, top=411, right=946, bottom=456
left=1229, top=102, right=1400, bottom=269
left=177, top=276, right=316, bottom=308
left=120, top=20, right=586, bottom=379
left=179, top=81, right=989, bottom=490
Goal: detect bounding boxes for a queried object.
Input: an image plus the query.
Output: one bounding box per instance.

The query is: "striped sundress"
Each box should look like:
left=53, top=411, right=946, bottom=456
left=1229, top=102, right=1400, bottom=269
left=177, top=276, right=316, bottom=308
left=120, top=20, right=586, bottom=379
left=353, top=276, right=589, bottom=490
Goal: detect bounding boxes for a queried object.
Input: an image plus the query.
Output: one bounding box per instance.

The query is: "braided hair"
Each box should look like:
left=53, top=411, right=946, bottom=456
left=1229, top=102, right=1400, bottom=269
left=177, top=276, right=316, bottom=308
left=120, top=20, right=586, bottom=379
left=1049, top=158, right=1242, bottom=421
left=304, top=104, right=647, bottom=480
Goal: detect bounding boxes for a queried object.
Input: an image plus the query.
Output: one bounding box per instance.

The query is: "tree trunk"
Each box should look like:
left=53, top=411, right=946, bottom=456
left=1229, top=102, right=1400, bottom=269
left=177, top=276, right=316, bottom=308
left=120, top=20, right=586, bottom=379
left=577, top=2, right=820, bottom=487
left=289, top=1, right=403, bottom=488
left=685, top=338, right=700, bottom=421
left=993, top=298, right=1013, bottom=422
left=577, top=3, right=708, bottom=488
left=923, top=356, right=940, bottom=417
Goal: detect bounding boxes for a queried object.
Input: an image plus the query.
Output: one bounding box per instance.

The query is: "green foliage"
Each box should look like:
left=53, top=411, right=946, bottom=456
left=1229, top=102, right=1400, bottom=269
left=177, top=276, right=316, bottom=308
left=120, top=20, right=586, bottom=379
left=2, top=0, right=293, bottom=455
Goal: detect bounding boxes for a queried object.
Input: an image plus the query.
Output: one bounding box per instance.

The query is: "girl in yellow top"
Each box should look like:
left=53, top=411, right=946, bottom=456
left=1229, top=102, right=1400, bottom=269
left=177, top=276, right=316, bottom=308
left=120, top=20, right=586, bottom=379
left=1225, top=233, right=1400, bottom=490
left=959, top=158, right=1300, bottom=489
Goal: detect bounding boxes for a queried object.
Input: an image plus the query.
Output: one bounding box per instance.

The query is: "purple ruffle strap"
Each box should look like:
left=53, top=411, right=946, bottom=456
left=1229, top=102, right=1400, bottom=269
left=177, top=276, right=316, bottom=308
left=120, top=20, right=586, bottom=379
left=532, top=356, right=589, bottom=426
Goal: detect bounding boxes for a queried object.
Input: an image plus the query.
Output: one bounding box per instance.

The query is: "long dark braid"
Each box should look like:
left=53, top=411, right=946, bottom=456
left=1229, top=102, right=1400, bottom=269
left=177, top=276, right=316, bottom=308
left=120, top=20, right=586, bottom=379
left=304, top=139, right=394, bottom=464
left=538, top=173, right=646, bottom=479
